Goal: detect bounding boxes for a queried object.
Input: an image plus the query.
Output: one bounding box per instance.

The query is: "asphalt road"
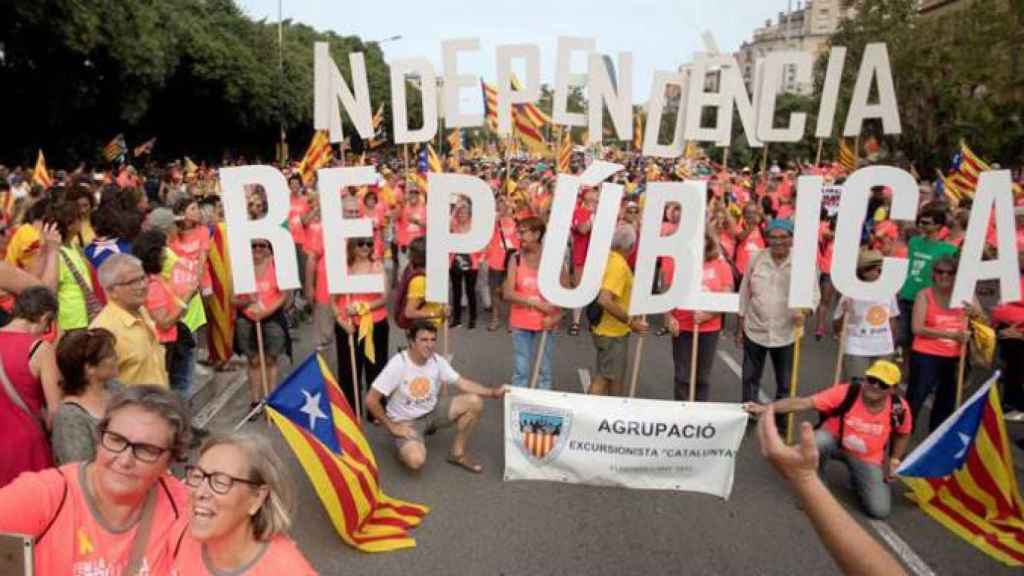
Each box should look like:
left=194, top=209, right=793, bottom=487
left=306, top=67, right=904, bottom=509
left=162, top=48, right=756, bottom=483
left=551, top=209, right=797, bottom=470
left=202, top=312, right=1024, bottom=576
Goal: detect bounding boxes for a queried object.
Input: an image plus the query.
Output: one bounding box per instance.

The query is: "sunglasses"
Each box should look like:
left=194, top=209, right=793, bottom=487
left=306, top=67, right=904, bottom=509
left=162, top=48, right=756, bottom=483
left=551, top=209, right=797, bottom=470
left=865, top=377, right=892, bottom=389
left=252, top=242, right=271, bottom=250
left=933, top=268, right=956, bottom=277
left=354, top=238, right=373, bottom=248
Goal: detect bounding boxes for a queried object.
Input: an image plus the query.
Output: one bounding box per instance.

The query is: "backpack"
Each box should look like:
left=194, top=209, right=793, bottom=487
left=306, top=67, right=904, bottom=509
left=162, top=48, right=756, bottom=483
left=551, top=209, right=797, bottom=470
left=815, top=379, right=907, bottom=454
left=586, top=298, right=604, bottom=327
left=393, top=265, right=424, bottom=330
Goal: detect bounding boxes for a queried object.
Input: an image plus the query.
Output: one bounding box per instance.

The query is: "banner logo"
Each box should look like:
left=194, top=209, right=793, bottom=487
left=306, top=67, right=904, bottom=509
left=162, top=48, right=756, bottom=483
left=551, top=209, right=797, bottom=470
left=513, top=405, right=571, bottom=464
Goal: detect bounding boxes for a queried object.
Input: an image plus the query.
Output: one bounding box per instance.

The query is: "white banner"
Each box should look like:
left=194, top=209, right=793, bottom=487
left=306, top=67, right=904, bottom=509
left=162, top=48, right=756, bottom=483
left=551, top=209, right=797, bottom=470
left=503, top=388, right=749, bottom=498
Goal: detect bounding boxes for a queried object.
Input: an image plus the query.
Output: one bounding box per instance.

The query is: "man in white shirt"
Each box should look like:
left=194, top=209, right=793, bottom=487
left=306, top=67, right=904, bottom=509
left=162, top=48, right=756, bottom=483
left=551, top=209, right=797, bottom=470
left=366, top=319, right=506, bottom=474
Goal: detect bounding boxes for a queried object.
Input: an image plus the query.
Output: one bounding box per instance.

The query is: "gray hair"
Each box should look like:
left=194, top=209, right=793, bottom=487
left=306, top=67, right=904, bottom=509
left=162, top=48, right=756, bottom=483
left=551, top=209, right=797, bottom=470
left=611, top=224, right=637, bottom=252
left=98, top=253, right=143, bottom=290
left=98, top=385, right=192, bottom=461
left=198, top=431, right=295, bottom=541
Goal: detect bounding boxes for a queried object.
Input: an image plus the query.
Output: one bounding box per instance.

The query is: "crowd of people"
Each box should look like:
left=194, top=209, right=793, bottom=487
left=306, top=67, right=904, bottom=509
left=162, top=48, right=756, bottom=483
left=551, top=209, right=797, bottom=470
left=0, top=146, right=1021, bottom=572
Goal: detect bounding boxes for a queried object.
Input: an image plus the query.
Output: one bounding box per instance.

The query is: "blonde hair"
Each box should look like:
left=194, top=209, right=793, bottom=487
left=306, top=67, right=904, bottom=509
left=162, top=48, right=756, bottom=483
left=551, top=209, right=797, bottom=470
left=199, top=431, right=295, bottom=541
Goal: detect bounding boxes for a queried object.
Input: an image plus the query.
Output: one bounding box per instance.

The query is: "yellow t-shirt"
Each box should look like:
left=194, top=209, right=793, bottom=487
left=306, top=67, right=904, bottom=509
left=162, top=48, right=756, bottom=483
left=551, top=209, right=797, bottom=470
left=407, top=275, right=444, bottom=327
left=594, top=251, right=633, bottom=338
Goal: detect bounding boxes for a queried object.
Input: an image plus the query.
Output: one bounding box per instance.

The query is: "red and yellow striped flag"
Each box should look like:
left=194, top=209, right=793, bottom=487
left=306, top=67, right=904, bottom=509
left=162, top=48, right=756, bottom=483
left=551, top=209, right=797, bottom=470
left=298, top=130, right=333, bottom=184
left=509, top=75, right=551, bottom=128
left=426, top=143, right=443, bottom=173
left=206, top=222, right=234, bottom=365
left=32, top=150, right=53, bottom=189
left=266, top=354, right=429, bottom=552
left=838, top=138, right=857, bottom=172
left=480, top=80, right=499, bottom=132
left=557, top=131, right=572, bottom=174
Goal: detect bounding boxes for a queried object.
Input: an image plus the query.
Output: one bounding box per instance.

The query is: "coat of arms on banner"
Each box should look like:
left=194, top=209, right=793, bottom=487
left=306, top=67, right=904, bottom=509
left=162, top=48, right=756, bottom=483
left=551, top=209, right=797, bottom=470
left=511, top=404, right=572, bottom=464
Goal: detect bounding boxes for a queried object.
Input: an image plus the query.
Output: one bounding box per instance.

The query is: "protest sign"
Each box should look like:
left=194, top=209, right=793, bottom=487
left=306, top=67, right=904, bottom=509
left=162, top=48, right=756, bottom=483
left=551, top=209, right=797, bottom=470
left=822, top=185, right=843, bottom=217
left=504, top=388, right=748, bottom=497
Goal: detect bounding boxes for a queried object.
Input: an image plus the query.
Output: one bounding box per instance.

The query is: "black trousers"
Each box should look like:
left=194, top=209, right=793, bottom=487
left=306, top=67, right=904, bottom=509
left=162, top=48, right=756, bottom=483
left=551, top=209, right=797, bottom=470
left=671, top=331, right=720, bottom=401
left=335, top=319, right=390, bottom=411
left=449, top=267, right=478, bottom=323
left=742, top=335, right=795, bottom=431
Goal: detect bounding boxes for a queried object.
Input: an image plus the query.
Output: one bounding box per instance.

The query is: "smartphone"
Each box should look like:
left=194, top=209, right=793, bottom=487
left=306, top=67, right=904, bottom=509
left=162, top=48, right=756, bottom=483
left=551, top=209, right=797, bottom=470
left=0, top=533, right=32, bottom=575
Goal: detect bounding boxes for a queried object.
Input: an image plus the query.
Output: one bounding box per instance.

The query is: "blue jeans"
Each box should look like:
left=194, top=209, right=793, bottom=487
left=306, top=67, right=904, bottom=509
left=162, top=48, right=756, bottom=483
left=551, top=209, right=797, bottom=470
left=816, top=430, right=891, bottom=519
left=170, top=346, right=194, bottom=396
left=512, top=329, right=554, bottom=390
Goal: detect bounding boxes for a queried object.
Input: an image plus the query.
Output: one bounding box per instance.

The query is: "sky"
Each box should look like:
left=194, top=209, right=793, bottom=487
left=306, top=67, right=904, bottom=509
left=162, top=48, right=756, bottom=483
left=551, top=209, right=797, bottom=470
left=238, top=0, right=798, bottom=110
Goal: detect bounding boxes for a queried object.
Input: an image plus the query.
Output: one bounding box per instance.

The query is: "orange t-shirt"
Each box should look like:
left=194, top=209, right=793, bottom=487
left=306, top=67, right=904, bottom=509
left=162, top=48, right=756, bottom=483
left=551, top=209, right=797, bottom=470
left=333, top=261, right=388, bottom=324
left=288, top=195, right=310, bottom=248
left=243, top=260, right=283, bottom=320
left=170, top=227, right=212, bottom=290
left=508, top=257, right=557, bottom=331
left=812, top=383, right=912, bottom=466
left=486, top=217, right=519, bottom=271
left=735, top=227, right=764, bottom=275
left=912, top=288, right=966, bottom=358
left=0, top=462, right=187, bottom=575
left=662, top=257, right=734, bottom=332
left=146, top=275, right=182, bottom=343
left=171, top=527, right=317, bottom=576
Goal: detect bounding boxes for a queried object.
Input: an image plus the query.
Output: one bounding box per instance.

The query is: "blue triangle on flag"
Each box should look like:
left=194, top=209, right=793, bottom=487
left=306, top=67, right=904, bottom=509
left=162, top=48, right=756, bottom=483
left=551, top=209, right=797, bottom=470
left=266, top=354, right=341, bottom=454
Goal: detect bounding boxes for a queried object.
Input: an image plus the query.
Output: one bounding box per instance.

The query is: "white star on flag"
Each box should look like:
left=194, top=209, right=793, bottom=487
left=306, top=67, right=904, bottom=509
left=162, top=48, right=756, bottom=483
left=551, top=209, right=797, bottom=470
left=299, top=389, right=328, bottom=432
left=954, top=432, right=971, bottom=459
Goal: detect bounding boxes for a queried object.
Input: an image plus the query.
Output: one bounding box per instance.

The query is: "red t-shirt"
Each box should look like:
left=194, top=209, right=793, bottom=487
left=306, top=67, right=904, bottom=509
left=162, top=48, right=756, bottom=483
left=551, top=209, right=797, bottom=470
left=571, top=206, right=593, bottom=267
left=288, top=195, right=310, bottom=248
left=303, top=222, right=329, bottom=305
left=812, top=384, right=912, bottom=466
left=662, top=257, right=734, bottom=332
left=0, top=463, right=188, bottom=575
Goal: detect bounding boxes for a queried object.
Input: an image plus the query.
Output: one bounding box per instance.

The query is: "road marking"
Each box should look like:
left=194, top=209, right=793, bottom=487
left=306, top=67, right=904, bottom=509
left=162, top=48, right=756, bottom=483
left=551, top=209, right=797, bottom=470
left=717, top=347, right=936, bottom=576
left=194, top=372, right=246, bottom=429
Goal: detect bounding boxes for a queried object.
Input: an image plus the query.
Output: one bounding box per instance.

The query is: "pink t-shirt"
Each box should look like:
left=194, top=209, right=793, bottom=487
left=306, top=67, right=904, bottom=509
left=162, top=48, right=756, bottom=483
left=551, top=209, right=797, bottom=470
left=333, top=261, right=388, bottom=324
left=171, top=528, right=317, bottom=576
left=146, top=275, right=180, bottom=343
left=735, top=227, right=764, bottom=275
left=508, top=257, right=557, bottom=331
left=170, top=227, right=212, bottom=290
left=812, top=384, right=912, bottom=466
left=486, top=217, right=520, bottom=271
left=244, top=260, right=283, bottom=320
left=0, top=463, right=188, bottom=576
left=571, top=206, right=593, bottom=267
left=303, top=222, right=329, bottom=305
left=288, top=195, right=310, bottom=248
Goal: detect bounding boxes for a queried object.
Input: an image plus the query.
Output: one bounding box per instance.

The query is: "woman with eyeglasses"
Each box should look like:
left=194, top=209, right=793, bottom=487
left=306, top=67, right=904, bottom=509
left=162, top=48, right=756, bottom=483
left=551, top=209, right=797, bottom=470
left=333, top=236, right=390, bottom=410
left=908, top=255, right=985, bottom=432
left=233, top=239, right=291, bottom=406
left=172, top=432, right=315, bottom=575
left=0, top=385, right=191, bottom=574
left=0, top=286, right=61, bottom=487
left=52, top=328, right=124, bottom=465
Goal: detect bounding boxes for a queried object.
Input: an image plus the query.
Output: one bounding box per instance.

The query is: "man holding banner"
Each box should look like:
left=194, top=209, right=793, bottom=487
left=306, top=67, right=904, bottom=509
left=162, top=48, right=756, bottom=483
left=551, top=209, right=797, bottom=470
left=743, top=360, right=912, bottom=519
left=365, top=319, right=506, bottom=474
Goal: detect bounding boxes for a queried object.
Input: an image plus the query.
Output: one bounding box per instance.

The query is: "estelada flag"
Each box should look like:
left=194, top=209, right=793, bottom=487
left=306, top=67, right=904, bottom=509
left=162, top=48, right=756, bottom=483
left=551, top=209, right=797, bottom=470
left=298, top=130, right=333, bottom=184
left=32, top=150, right=52, bottom=189
left=898, top=374, right=1024, bottom=566
left=102, top=134, right=127, bottom=163
left=837, top=138, right=857, bottom=172
left=266, top=354, right=429, bottom=552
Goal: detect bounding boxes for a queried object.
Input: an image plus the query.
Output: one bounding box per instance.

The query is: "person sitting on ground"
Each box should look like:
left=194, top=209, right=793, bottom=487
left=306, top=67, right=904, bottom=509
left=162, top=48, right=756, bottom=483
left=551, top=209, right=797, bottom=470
left=743, top=359, right=911, bottom=519
left=365, top=319, right=506, bottom=474
left=0, top=385, right=191, bottom=574
left=52, top=328, right=124, bottom=465
left=172, top=431, right=316, bottom=575
left=91, top=253, right=169, bottom=388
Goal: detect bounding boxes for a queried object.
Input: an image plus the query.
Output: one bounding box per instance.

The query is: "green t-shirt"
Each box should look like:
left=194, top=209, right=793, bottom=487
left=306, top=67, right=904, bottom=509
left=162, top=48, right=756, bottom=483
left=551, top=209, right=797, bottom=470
left=898, top=235, right=958, bottom=301
left=57, top=246, right=91, bottom=331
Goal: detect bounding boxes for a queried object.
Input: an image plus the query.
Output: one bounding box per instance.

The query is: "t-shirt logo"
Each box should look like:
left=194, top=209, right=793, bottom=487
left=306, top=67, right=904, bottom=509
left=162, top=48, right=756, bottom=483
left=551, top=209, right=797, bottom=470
left=77, top=528, right=94, bottom=555
left=865, top=305, right=889, bottom=327
left=407, top=376, right=431, bottom=400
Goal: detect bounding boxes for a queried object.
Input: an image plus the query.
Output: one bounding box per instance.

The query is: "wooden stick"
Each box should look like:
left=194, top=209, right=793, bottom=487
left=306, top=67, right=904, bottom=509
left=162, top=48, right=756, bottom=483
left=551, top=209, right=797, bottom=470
left=832, top=311, right=848, bottom=386
left=760, top=144, right=770, bottom=190
left=814, top=138, right=824, bottom=166
left=785, top=324, right=804, bottom=444
left=956, top=338, right=968, bottom=408
left=443, top=315, right=450, bottom=359
left=628, top=315, right=647, bottom=398
left=254, top=319, right=271, bottom=423
left=688, top=324, right=699, bottom=402
left=721, top=146, right=730, bottom=171
left=347, top=332, right=362, bottom=424
left=528, top=331, right=549, bottom=390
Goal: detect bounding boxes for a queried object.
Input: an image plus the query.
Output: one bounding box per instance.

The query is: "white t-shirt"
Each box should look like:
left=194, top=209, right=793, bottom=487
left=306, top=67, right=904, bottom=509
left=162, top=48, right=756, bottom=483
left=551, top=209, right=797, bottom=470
left=371, top=351, right=460, bottom=422
left=834, top=296, right=899, bottom=356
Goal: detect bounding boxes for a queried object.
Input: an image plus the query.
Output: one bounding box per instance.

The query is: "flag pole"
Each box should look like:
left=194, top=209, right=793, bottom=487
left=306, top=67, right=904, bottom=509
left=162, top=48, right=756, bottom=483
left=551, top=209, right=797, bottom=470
left=347, top=332, right=362, bottom=424
left=528, top=331, right=549, bottom=390
left=721, top=146, right=730, bottom=172
left=832, top=311, right=848, bottom=386
left=403, top=144, right=410, bottom=190
left=628, top=315, right=647, bottom=398
left=688, top=323, right=699, bottom=402
left=956, top=337, right=968, bottom=408
left=814, top=137, right=824, bottom=167
left=760, top=144, right=770, bottom=189
left=785, top=323, right=804, bottom=444
left=255, top=319, right=271, bottom=423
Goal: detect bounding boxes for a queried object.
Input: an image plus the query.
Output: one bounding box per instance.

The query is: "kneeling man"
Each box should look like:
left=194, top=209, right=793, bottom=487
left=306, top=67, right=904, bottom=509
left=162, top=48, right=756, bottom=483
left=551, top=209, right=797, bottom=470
left=366, top=319, right=506, bottom=473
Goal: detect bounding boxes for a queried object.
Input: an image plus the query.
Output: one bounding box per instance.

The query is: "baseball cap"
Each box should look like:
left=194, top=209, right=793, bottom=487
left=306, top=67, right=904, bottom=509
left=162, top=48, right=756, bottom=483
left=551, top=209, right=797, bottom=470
left=765, top=218, right=794, bottom=236
left=864, top=360, right=901, bottom=388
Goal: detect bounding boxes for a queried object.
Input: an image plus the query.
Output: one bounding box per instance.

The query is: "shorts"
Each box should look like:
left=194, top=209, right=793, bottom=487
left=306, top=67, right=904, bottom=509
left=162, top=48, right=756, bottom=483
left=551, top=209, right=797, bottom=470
left=488, top=268, right=505, bottom=292
left=592, top=333, right=629, bottom=383
left=235, top=315, right=287, bottom=358
left=393, top=395, right=455, bottom=450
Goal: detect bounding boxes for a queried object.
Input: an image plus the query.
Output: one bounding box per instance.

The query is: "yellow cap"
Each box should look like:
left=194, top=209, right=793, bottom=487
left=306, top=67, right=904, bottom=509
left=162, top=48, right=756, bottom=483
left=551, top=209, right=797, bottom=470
left=864, top=360, right=901, bottom=387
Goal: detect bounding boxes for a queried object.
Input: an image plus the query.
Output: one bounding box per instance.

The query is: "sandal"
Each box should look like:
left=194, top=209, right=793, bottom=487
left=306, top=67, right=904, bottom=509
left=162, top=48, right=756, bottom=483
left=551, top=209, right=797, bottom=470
left=487, top=319, right=499, bottom=331
left=568, top=322, right=581, bottom=336
left=446, top=453, right=483, bottom=474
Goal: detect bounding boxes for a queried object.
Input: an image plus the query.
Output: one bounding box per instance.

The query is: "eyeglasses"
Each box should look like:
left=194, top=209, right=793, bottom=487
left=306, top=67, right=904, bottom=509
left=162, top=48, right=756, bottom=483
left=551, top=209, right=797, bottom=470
left=100, top=430, right=170, bottom=463
left=114, top=274, right=147, bottom=288
left=252, top=243, right=271, bottom=250
left=934, top=268, right=956, bottom=277
left=184, top=465, right=262, bottom=495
